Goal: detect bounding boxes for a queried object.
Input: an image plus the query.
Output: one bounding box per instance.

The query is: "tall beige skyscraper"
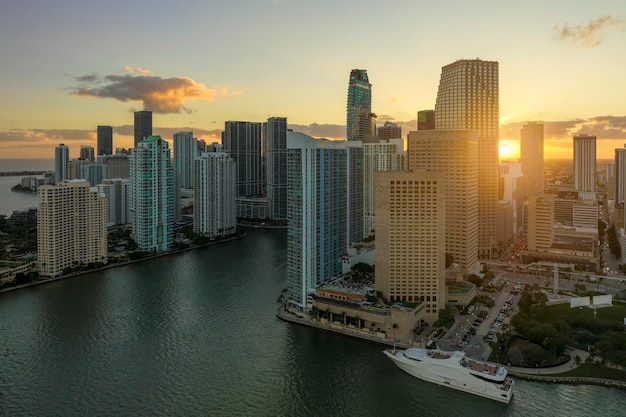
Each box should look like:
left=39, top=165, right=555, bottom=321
left=407, top=130, right=479, bottom=275
left=37, top=180, right=107, bottom=277
left=374, top=170, right=446, bottom=323
left=435, top=59, right=499, bottom=258
left=573, top=134, right=596, bottom=192
left=520, top=122, right=544, bottom=199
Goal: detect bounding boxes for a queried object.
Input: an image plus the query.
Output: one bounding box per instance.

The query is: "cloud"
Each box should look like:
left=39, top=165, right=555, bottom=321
left=288, top=123, right=346, bottom=139
left=122, top=66, right=150, bottom=75
left=553, top=15, right=624, bottom=48
left=70, top=71, right=242, bottom=114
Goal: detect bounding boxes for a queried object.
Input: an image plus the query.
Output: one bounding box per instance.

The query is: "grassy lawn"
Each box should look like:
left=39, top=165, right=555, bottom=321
left=542, top=301, right=626, bottom=323
left=551, top=363, right=626, bottom=382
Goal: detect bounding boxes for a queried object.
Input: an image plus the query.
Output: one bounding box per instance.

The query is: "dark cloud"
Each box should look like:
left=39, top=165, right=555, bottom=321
left=112, top=125, right=222, bottom=140
left=553, top=15, right=624, bottom=48
left=0, top=128, right=93, bottom=143
left=70, top=71, right=241, bottom=114
left=288, top=123, right=346, bottom=139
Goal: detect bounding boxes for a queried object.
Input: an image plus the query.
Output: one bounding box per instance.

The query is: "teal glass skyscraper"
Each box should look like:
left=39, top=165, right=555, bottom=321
left=346, top=69, right=372, bottom=141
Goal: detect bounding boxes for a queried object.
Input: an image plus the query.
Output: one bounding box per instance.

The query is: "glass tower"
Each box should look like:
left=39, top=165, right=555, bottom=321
left=346, top=69, right=372, bottom=142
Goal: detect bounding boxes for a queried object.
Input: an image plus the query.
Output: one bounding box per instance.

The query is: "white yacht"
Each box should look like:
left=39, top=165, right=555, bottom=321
left=384, top=347, right=514, bottom=403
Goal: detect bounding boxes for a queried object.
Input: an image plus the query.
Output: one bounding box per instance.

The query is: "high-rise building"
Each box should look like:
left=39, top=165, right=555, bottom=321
left=193, top=145, right=237, bottom=239
left=265, top=117, right=288, bottom=221
left=376, top=122, right=402, bottom=141
left=374, top=170, right=446, bottom=323
left=173, top=131, right=197, bottom=190
left=134, top=110, right=152, bottom=148
left=80, top=145, right=95, bottom=162
left=129, top=135, right=174, bottom=252
left=97, top=125, right=113, bottom=156
left=37, top=180, right=107, bottom=277
left=417, top=110, right=435, bottom=130
left=97, top=154, right=129, bottom=179
left=97, top=178, right=130, bottom=226
left=346, top=69, right=372, bottom=142
left=223, top=121, right=264, bottom=198
left=353, top=107, right=377, bottom=142
left=287, top=137, right=348, bottom=309
left=407, top=130, right=479, bottom=275
left=520, top=122, right=544, bottom=199
left=54, top=143, right=69, bottom=183
left=499, top=161, right=524, bottom=238
left=527, top=195, right=554, bottom=251
left=363, top=139, right=406, bottom=237
left=573, top=134, right=596, bottom=192
left=346, top=141, right=364, bottom=244
left=82, top=163, right=109, bottom=187
left=614, top=146, right=626, bottom=204
left=68, top=158, right=87, bottom=180
left=435, top=59, right=499, bottom=258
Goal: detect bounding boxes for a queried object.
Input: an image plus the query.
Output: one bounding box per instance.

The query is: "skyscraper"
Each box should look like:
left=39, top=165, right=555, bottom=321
left=346, top=69, right=372, bottom=142
left=129, top=135, right=174, bottom=252
left=134, top=110, right=152, bottom=148
left=97, top=125, right=113, bottom=156
left=80, top=145, right=95, bottom=162
left=223, top=121, right=264, bottom=197
left=265, top=117, right=288, bottom=221
left=37, top=180, right=107, bottom=277
left=374, top=170, right=446, bottom=323
left=408, top=130, right=479, bottom=275
left=287, top=136, right=347, bottom=309
left=194, top=145, right=237, bottom=239
left=54, top=143, right=69, bottom=183
left=363, top=139, right=406, bottom=237
left=614, top=146, right=626, bottom=204
left=435, top=59, right=499, bottom=258
left=376, top=121, right=402, bottom=141
left=520, top=122, right=544, bottom=198
left=573, top=134, right=596, bottom=192
left=173, top=131, right=197, bottom=190
left=417, top=110, right=435, bottom=130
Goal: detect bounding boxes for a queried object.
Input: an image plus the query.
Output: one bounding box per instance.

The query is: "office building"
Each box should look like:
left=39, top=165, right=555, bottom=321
left=97, top=178, right=130, bottom=226
left=363, top=139, right=406, bottom=237
left=615, top=146, right=626, bottom=204
left=607, top=161, right=616, bottom=200
left=520, top=122, right=544, bottom=198
left=134, top=110, right=152, bottom=148
left=286, top=137, right=348, bottom=309
left=97, top=125, right=113, bottom=156
left=499, top=161, right=524, bottom=237
left=265, top=117, right=288, bottom=221
left=82, top=163, right=109, bottom=187
left=376, top=122, right=402, bottom=141
left=374, top=170, right=446, bottom=323
left=80, top=145, right=95, bottom=162
left=417, top=110, right=435, bottom=130
left=173, top=131, right=197, bottom=190
left=408, top=130, right=479, bottom=275
left=129, top=135, right=174, bottom=252
left=527, top=195, right=554, bottom=251
left=347, top=69, right=372, bottom=142
left=193, top=146, right=237, bottom=239
left=97, top=154, right=129, bottom=179
left=54, top=143, right=69, bottom=183
left=223, top=121, right=264, bottom=198
left=37, top=180, right=107, bottom=277
left=573, top=134, right=596, bottom=192
left=435, top=59, right=499, bottom=258
left=68, top=158, right=88, bottom=180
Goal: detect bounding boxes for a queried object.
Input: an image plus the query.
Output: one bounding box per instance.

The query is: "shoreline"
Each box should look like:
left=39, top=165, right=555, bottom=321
left=277, top=308, right=626, bottom=390
left=0, top=233, right=246, bottom=295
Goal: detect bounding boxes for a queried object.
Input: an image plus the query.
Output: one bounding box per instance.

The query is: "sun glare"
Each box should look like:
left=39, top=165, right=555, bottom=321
left=499, top=140, right=519, bottom=161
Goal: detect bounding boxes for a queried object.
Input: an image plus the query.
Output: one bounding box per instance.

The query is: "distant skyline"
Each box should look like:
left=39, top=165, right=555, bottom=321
left=1, top=1, right=625, bottom=159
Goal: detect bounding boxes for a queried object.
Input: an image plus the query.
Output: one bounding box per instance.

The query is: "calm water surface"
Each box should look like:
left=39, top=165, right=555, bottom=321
left=1, top=229, right=625, bottom=416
